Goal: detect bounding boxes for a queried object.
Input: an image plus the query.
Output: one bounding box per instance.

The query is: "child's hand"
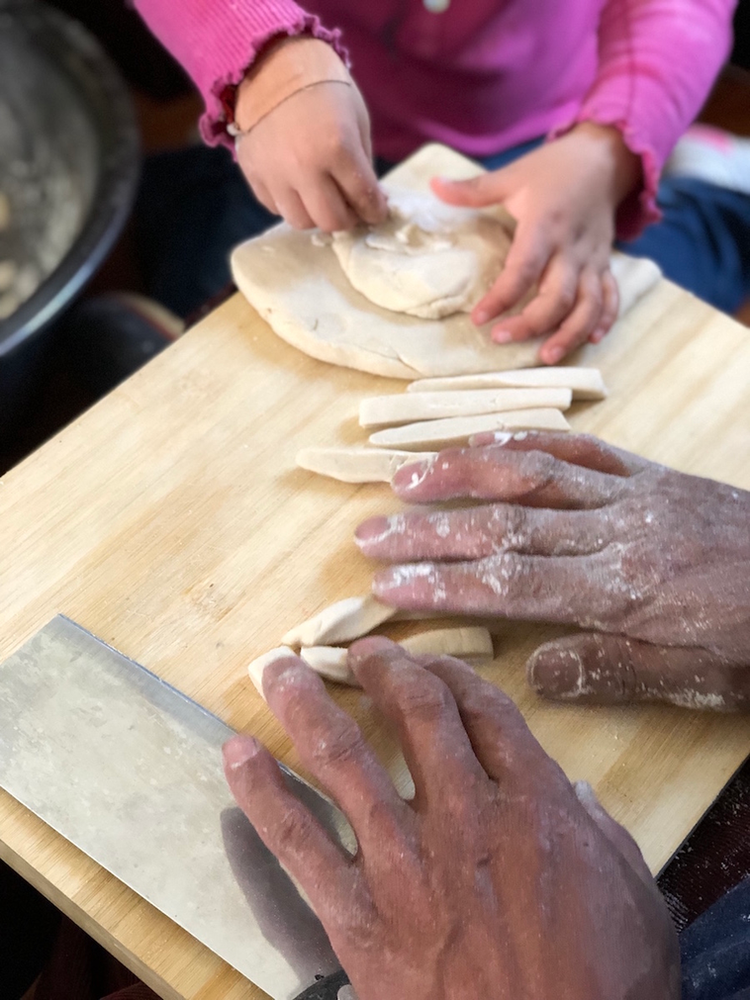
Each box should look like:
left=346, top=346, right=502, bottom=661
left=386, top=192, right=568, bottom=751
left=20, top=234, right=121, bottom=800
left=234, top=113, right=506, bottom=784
left=433, top=124, right=641, bottom=364
left=235, top=37, right=388, bottom=233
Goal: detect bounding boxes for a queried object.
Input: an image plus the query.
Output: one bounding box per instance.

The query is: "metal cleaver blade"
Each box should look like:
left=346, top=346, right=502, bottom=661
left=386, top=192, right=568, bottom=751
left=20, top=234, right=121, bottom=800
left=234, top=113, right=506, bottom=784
left=0, top=615, right=355, bottom=1000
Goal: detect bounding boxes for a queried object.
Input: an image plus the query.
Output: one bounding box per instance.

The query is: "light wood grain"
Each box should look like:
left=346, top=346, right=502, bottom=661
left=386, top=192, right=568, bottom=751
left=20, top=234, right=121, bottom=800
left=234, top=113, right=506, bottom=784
left=0, top=276, right=749, bottom=1000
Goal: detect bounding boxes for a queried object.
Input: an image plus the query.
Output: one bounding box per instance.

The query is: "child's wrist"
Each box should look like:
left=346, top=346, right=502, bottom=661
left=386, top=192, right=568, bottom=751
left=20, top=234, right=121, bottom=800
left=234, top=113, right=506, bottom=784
left=571, top=121, right=642, bottom=205
left=234, top=37, right=349, bottom=134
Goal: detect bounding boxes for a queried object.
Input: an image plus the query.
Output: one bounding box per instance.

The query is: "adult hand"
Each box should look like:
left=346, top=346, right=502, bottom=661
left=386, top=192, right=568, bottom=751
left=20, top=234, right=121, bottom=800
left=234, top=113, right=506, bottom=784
left=234, top=37, right=387, bottom=232
left=432, top=124, right=641, bottom=364
left=356, top=433, right=750, bottom=710
left=224, top=640, right=679, bottom=1000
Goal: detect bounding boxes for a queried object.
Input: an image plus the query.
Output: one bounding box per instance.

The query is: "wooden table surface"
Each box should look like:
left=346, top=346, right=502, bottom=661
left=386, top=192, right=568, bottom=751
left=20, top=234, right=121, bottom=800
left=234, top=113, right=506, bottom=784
left=0, top=282, right=749, bottom=1000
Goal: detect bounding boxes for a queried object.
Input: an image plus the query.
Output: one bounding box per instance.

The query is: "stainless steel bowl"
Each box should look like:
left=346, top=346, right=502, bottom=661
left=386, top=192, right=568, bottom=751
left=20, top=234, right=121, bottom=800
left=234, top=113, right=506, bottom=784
left=0, top=0, right=139, bottom=434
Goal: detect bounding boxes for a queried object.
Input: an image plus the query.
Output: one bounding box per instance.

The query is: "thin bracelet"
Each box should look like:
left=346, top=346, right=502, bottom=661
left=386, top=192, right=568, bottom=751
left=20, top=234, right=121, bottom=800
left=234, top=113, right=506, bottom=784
left=228, top=79, right=353, bottom=141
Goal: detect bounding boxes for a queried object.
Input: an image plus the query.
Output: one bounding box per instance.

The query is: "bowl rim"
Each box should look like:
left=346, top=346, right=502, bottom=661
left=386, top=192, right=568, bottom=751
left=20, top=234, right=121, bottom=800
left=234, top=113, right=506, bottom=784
left=0, top=0, right=141, bottom=358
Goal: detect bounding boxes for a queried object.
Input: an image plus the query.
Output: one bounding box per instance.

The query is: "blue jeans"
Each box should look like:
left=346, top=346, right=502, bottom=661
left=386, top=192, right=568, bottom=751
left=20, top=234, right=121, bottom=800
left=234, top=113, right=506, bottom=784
left=680, top=877, right=750, bottom=1000
left=134, top=139, right=750, bottom=319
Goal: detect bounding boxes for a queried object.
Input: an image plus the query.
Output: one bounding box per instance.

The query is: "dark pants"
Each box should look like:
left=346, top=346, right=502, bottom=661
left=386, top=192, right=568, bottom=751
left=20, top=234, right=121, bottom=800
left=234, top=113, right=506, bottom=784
left=134, top=138, right=750, bottom=320
left=681, top=878, right=750, bottom=1000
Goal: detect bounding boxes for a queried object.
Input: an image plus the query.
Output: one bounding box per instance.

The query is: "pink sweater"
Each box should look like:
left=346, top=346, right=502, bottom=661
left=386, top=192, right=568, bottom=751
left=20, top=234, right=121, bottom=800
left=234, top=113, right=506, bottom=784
left=134, top=0, right=737, bottom=237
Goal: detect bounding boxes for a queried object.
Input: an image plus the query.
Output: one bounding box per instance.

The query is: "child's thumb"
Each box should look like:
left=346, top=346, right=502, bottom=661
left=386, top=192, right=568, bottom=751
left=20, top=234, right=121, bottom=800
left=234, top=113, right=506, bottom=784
left=431, top=172, right=507, bottom=207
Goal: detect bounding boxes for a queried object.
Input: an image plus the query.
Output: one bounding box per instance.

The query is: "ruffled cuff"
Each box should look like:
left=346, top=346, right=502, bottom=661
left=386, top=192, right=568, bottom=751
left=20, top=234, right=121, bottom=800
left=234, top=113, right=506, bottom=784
left=200, top=14, right=347, bottom=151
left=548, top=114, right=662, bottom=242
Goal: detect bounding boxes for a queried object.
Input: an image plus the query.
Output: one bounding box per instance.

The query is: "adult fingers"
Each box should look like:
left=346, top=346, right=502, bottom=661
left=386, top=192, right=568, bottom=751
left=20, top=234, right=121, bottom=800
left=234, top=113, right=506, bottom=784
left=431, top=171, right=511, bottom=210
left=572, top=780, right=654, bottom=886
left=300, top=173, right=359, bottom=233
left=223, top=735, right=355, bottom=919
left=527, top=633, right=750, bottom=711
left=538, top=267, right=603, bottom=365
left=412, top=650, right=564, bottom=787
left=347, top=638, right=489, bottom=815
left=260, top=655, right=413, bottom=852
left=589, top=269, right=619, bottom=344
left=389, top=444, right=630, bottom=508
left=355, top=503, right=612, bottom=561
left=489, top=256, right=579, bottom=345
left=465, top=431, right=648, bottom=478
left=372, top=550, right=626, bottom=625
left=472, top=224, right=550, bottom=326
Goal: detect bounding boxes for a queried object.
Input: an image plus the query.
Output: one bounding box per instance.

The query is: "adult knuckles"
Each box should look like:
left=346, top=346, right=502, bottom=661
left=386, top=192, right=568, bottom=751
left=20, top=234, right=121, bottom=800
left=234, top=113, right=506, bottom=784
left=309, top=716, right=368, bottom=770
left=271, top=805, right=320, bottom=856
left=386, top=669, right=454, bottom=724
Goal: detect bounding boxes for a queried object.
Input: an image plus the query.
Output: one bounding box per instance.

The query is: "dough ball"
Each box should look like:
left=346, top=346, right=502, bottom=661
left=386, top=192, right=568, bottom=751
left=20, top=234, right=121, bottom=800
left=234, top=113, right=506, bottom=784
left=332, top=188, right=511, bottom=320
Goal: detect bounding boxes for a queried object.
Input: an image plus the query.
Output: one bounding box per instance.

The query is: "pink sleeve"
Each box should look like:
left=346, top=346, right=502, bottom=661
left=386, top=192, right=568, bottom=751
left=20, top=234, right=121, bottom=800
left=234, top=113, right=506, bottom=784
left=555, top=0, right=737, bottom=239
left=132, top=0, right=345, bottom=149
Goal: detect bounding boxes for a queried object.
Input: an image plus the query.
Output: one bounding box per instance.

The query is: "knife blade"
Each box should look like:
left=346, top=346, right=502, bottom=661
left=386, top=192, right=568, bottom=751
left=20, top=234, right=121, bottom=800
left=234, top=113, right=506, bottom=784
left=0, top=615, right=355, bottom=1000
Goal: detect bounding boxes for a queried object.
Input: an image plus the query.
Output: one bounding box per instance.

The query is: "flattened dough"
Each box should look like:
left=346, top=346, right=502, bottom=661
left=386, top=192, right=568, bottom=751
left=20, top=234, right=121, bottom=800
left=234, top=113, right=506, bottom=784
left=332, top=188, right=510, bottom=319
left=407, top=366, right=608, bottom=400
left=231, top=144, right=663, bottom=380
left=359, top=386, right=572, bottom=428
left=296, top=446, right=438, bottom=483
left=369, top=408, right=570, bottom=449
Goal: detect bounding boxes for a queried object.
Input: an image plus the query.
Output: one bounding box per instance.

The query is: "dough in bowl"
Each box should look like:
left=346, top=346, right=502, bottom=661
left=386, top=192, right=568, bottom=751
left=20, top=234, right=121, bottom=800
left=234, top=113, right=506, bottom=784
left=331, top=188, right=511, bottom=319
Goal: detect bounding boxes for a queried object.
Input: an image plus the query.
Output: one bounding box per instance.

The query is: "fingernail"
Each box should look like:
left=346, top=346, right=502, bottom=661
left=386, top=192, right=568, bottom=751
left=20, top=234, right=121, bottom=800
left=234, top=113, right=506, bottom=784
left=355, top=514, right=404, bottom=549
left=545, top=346, right=564, bottom=364
left=247, top=645, right=297, bottom=699
left=223, top=734, right=261, bottom=770
left=468, top=431, right=496, bottom=447
left=434, top=175, right=455, bottom=186
left=527, top=646, right=584, bottom=698
left=473, top=309, right=490, bottom=325
left=347, top=635, right=397, bottom=669
left=391, top=456, right=435, bottom=492
left=492, top=328, right=513, bottom=344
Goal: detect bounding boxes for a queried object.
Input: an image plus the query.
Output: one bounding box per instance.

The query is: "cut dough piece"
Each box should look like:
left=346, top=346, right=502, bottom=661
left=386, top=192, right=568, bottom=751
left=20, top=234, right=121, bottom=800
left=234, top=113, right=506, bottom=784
left=360, top=386, right=572, bottom=428
left=369, top=408, right=570, bottom=450
left=407, top=366, right=608, bottom=400
left=282, top=595, right=396, bottom=648
left=231, top=144, right=663, bottom=380
left=247, top=645, right=297, bottom=699
left=299, top=647, right=355, bottom=685
left=297, top=446, right=438, bottom=483
left=299, top=627, right=495, bottom=687
left=401, top=627, right=494, bottom=663
left=331, top=188, right=511, bottom=319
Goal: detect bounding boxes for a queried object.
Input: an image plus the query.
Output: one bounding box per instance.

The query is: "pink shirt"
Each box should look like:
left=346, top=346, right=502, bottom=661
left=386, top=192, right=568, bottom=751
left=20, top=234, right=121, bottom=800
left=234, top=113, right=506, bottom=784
left=133, top=0, right=737, bottom=237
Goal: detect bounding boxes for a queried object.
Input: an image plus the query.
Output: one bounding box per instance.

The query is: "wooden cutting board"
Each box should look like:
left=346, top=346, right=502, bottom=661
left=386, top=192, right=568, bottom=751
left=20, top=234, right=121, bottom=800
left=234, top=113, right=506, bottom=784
left=0, top=261, right=748, bottom=996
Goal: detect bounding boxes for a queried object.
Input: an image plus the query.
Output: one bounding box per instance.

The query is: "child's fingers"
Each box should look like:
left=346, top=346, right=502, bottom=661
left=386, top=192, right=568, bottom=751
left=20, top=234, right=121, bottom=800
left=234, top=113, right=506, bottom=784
left=430, top=172, right=511, bottom=209
left=489, top=255, right=579, bottom=344
left=471, top=224, right=550, bottom=325
left=589, top=270, right=619, bottom=344
left=301, top=173, right=360, bottom=233
left=273, top=186, right=316, bottom=230
left=335, top=149, right=388, bottom=226
left=251, top=179, right=280, bottom=217
left=538, top=267, right=603, bottom=364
